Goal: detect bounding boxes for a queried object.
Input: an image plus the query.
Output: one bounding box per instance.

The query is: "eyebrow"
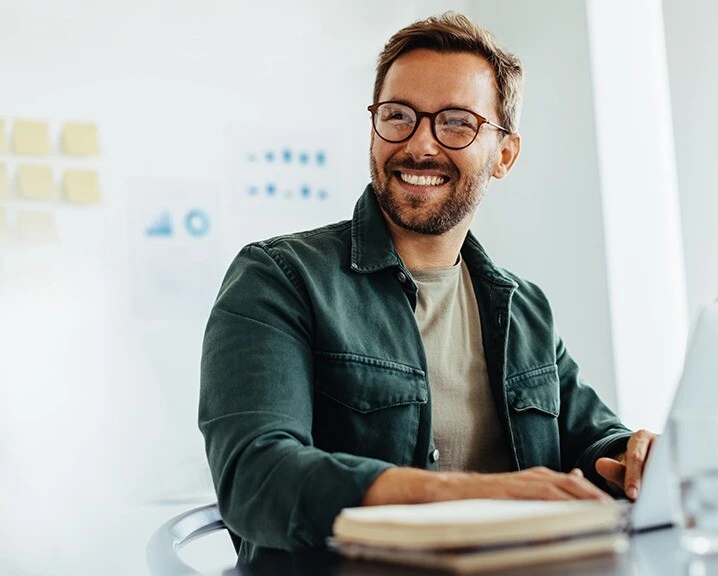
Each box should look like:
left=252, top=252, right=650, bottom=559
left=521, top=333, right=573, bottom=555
left=385, top=98, right=477, bottom=113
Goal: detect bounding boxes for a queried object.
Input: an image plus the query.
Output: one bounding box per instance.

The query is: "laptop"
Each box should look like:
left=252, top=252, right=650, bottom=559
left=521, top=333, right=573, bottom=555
left=627, top=299, right=718, bottom=532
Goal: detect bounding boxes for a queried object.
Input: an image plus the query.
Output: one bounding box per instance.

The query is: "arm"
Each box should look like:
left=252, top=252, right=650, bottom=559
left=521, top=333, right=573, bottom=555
left=554, top=332, right=635, bottom=489
left=199, top=245, right=392, bottom=552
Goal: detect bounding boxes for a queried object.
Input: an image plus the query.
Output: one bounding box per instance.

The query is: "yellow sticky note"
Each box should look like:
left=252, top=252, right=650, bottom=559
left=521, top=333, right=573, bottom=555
left=0, top=207, right=8, bottom=244
left=18, top=165, right=58, bottom=201
left=0, top=208, right=9, bottom=248
left=62, top=122, right=100, bottom=156
left=63, top=169, right=101, bottom=204
left=0, top=163, right=9, bottom=198
left=16, top=211, right=59, bottom=245
left=0, top=119, right=7, bottom=154
left=12, top=120, right=52, bottom=156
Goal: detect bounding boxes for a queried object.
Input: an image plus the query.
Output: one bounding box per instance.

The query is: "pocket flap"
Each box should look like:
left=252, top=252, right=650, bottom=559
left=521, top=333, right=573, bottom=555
left=315, top=352, right=427, bottom=414
left=506, top=365, right=560, bottom=417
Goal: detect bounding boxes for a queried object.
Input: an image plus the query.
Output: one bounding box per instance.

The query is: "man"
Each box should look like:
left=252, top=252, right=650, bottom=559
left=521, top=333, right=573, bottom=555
left=199, top=12, right=655, bottom=563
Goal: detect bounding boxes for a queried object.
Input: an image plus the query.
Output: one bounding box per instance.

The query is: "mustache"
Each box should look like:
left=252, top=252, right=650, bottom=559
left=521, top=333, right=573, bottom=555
left=385, top=156, right=459, bottom=178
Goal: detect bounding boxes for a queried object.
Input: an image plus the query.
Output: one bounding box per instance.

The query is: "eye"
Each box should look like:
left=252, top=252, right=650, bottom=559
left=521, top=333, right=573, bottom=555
left=377, top=104, right=415, bottom=125
left=437, top=110, right=478, bottom=132
left=381, top=109, right=412, bottom=123
left=445, top=117, right=473, bottom=128
left=388, top=111, right=411, bottom=121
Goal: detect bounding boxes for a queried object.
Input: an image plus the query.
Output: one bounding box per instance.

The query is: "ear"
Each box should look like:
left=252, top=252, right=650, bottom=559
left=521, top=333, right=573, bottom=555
left=491, top=133, right=521, bottom=179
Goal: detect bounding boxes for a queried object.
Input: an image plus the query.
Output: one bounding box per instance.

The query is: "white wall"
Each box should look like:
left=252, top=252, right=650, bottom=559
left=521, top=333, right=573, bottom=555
left=467, top=0, right=619, bottom=409
left=662, top=0, right=718, bottom=321
left=586, top=0, right=688, bottom=432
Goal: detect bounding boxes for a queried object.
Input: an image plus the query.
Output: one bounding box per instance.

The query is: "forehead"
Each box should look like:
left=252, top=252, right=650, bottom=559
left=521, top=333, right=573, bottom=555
left=379, top=48, right=499, bottom=115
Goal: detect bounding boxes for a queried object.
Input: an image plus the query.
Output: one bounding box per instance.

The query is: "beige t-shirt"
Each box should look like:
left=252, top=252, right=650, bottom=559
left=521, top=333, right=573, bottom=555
left=411, top=260, right=511, bottom=473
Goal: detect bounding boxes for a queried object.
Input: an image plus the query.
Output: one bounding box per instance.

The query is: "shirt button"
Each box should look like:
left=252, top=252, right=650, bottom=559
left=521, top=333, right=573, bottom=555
left=430, top=449, right=440, bottom=463
left=397, top=271, right=407, bottom=283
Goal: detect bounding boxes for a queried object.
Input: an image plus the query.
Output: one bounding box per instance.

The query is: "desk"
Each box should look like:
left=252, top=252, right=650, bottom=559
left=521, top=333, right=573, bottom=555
left=228, top=528, right=718, bottom=576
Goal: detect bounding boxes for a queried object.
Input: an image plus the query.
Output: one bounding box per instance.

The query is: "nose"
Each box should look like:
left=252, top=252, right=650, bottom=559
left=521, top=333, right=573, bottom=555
left=404, top=117, right=441, bottom=160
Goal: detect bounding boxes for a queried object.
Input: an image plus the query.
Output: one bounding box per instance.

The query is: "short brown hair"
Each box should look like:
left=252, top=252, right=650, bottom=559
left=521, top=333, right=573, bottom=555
left=373, top=12, right=524, bottom=133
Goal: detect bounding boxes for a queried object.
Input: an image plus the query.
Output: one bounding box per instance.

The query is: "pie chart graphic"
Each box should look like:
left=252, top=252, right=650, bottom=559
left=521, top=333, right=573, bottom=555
left=185, top=209, right=211, bottom=238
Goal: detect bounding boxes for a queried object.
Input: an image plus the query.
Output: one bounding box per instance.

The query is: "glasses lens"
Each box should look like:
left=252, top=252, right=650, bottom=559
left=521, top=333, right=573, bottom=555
left=435, top=109, right=480, bottom=148
left=373, top=103, right=417, bottom=142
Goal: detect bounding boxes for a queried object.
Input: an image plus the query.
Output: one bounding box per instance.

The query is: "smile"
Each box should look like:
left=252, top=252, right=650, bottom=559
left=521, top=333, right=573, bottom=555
left=398, top=172, right=447, bottom=186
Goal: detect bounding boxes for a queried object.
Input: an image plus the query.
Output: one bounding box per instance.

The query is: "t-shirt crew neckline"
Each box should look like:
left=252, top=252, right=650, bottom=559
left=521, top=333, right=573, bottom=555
left=409, top=255, right=463, bottom=282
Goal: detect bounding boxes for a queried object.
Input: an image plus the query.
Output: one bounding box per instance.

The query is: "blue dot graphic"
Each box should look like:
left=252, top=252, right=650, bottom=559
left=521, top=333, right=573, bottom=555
left=318, top=189, right=328, bottom=200
left=248, top=186, right=259, bottom=196
left=298, top=152, right=309, bottom=165
left=185, top=209, right=211, bottom=238
left=300, top=185, right=310, bottom=198
left=282, top=148, right=292, bottom=163
left=266, top=183, right=276, bottom=196
left=315, top=151, right=326, bottom=166
left=265, top=151, right=275, bottom=163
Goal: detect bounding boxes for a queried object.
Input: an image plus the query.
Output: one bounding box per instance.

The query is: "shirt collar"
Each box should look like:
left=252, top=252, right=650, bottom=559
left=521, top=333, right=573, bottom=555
left=350, top=184, right=402, bottom=273
left=350, top=183, right=517, bottom=288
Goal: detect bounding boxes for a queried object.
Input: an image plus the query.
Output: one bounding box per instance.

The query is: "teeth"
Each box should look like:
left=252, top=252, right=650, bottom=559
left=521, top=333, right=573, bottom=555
left=399, top=173, right=446, bottom=186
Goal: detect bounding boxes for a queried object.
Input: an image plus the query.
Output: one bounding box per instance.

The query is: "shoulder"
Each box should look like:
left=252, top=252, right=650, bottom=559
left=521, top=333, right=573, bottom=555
left=221, top=220, right=353, bottom=293
left=250, top=220, right=352, bottom=262
left=500, top=268, right=556, bottom=330
left=504, top=269, right=550, bottom=304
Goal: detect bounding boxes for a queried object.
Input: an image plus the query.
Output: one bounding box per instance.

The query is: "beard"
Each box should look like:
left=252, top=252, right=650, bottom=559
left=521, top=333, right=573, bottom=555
left=370, top=150, right=494, bottom=236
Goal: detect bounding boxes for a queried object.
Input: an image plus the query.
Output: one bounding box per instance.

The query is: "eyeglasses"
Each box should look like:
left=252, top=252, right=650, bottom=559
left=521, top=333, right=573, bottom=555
left=368, top=101, right=510, bottom=150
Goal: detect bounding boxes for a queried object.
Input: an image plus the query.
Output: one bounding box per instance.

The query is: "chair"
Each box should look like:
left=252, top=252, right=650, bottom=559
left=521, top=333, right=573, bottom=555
left=146, top=502, right=229, bottom=576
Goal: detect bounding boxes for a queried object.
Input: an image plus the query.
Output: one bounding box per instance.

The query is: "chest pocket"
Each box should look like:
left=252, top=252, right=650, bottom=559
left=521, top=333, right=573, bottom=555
left=506, top=365, right=561, bottom=469
left=313, top=352, right=427, bottom=466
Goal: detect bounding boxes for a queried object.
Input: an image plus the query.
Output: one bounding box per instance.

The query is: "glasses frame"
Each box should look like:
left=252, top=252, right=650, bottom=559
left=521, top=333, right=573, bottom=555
left=367, top=101, right=510, bottom=150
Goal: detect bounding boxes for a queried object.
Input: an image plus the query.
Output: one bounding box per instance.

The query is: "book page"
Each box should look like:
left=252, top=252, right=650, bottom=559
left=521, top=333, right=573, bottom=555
left=338, top=499, right=607, bottom=525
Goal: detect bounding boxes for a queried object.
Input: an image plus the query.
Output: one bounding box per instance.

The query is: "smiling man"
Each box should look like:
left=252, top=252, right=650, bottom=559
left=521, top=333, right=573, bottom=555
left=200, top=12, right=655, bottom=563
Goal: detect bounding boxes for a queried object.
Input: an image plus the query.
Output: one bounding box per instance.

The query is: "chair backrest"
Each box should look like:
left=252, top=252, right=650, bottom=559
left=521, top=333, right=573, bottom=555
left=146, top=502, right=227, bottom=576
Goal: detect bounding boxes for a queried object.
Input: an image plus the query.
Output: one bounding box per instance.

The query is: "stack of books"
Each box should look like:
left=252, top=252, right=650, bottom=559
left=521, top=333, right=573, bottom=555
left=329, top=499, right=627, bottom=573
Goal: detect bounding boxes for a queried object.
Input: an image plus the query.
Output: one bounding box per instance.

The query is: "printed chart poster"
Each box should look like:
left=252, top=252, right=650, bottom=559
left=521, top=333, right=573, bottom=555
left=226, top=124, right=344, bottom=248
left=129, top=179, right=221, bottom=316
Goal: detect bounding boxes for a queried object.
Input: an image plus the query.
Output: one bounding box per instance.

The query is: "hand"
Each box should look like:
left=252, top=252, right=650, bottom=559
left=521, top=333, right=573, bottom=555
left=471, top=466, right=613, bottom=502
left=595, top=429, right=657, bottom=500
left=362, top=466, right=613, bottom=506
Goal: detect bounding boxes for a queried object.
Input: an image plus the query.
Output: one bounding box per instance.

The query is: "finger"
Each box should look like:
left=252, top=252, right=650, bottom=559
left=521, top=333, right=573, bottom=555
left=595, top=457, right=625, bottom=485
left=624, top=430, right=653, bottom=499
left=528, top=466, right=555, bottom=477
left=538, top=484, right=576, bottom=501
left=595, top=458, right=627, bottom=496
left=555, top=473, right=613, bottom=502
left=526, top=467, right=610, bottom=501
left=500, top=472, right=576, bottom=501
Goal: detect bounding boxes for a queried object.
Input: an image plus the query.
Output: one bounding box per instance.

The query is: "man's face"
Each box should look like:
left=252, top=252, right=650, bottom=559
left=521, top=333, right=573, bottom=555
left=370, top=49, right=504, bottom=235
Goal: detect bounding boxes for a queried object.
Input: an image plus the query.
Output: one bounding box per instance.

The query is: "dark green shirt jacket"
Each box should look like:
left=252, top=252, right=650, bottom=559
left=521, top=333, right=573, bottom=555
left=199, top=184, right=632, bottom=563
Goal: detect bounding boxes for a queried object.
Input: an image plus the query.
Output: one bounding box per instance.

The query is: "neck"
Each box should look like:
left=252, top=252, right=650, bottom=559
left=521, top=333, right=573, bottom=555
left=384, top=216, right=472, bottom=271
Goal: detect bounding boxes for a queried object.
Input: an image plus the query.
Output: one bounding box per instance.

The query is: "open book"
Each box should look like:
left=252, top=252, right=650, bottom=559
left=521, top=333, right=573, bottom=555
left=329, top=499, right=627, bottom=573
